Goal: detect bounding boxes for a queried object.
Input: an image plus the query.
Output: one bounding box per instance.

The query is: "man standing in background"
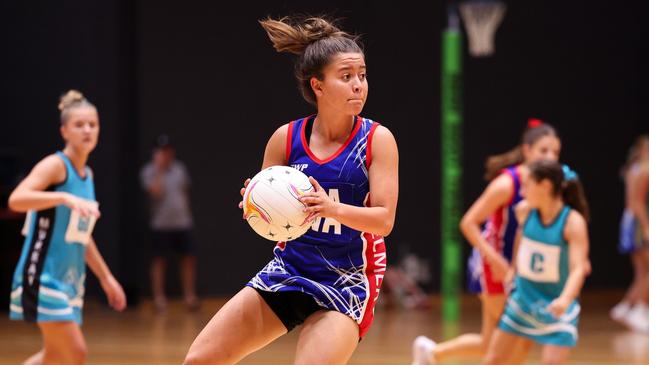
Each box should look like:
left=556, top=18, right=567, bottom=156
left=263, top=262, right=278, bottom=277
left=140, top=135, right=199, bottom=312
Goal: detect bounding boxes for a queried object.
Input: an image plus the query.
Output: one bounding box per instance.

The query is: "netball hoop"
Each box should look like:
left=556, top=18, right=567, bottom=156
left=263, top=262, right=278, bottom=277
left=459, top=0, right=506, bottom=57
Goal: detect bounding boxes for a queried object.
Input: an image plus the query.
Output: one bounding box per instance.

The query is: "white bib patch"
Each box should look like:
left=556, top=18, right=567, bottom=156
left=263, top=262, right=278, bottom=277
left=64, top=202, right=98, bottom=245
left=517, top=237, right=561, bottom=283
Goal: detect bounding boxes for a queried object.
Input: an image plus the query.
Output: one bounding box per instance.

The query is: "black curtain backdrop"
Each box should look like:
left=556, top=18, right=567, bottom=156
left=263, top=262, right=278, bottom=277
left=1, top=1, right=648, bottom=301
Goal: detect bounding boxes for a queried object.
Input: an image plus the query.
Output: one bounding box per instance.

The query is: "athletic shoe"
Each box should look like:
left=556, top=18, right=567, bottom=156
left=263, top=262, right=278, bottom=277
left=411, top=335, right=437, bottom=365
left=625, top=303, right=649, bottom=333
left=610, top=301, right=631, bottom=323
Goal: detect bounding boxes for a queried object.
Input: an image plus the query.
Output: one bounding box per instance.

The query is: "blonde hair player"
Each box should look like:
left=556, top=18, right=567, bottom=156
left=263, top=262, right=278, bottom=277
left=8, top=90, right=126, bottom=365
left=413, top=120, right=561, bottom=364
left=482, top=160, right=590, bottom=365
left=182, top=16, right=398, bottom=365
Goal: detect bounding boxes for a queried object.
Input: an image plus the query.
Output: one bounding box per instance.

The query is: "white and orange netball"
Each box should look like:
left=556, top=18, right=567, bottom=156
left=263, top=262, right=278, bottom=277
left=242, top=165, right=314, bottom=242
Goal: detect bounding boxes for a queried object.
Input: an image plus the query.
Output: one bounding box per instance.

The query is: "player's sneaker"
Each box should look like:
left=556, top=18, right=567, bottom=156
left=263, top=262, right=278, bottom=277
left=610, top=301, right=631, bottom=323
left=411, top=335, right=437, bottom=365
left=625, top=303, right=649, bottom=333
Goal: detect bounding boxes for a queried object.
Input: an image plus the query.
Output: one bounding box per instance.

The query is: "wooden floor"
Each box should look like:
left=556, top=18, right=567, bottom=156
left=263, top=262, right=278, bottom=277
left=1, top=290, right=648, bottom=365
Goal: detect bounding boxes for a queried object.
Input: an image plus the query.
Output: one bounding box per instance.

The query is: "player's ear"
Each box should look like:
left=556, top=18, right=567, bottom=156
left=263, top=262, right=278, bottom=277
left=310, top=77, right=323, bottom=98
left=60, top=124, right=68, bottom=142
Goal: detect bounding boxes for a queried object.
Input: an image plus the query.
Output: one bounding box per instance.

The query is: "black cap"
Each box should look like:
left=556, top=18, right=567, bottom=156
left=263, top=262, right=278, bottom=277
left=155, top=134, right=173, bottom=149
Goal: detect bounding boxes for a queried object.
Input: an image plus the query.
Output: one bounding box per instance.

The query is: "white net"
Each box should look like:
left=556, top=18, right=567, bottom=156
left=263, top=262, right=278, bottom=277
left=459, top=1, right=507, bottom=57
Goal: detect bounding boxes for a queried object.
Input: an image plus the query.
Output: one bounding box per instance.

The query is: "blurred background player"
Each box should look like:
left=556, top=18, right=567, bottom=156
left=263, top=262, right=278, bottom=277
left=140, top=135, right=199, bottom=312
left=611, top=135, right=649, bottom=332
left=412, top=120, right=561, bottom=364
left=482, top=161, right=590, bottom=365
left=8, top=90, right=126, bottom=365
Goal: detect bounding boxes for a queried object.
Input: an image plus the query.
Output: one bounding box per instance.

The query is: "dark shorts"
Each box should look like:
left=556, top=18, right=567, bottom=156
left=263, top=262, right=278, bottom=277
left=150, top=229, right=195, bottom=257
left=253, top=288, right=327, bottom=332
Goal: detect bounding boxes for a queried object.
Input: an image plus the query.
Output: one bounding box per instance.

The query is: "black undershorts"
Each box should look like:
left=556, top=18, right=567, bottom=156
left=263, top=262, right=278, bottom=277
left=253, top=288, right=328, bottom=332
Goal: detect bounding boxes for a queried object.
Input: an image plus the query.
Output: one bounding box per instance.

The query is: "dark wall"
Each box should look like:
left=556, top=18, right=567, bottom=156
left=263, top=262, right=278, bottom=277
left=136, top=0, right=447, bottom=295
left=0, top=1, right=140, bottom=301
left=137, top=1, right=649, bottom=295
left=1, top=1, right=648, bottom=300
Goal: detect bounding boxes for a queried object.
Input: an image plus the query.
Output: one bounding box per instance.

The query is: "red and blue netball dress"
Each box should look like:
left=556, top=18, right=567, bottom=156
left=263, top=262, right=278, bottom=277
left=467, top=166, right=522, bottom=294
left=248, top=115, right=385, bottom=339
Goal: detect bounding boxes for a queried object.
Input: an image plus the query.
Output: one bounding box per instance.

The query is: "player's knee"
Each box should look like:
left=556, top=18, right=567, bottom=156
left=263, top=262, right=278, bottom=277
left=69, top=342, right=88, bottom=365
left=477, top=333, right=494, bottom=355
left=183, top=352, right=207, bottom=365
left=481, top=351, right=501, bottom=365
left=44, top=342, right=87, bottom=365
left=183, top=350, right=232, bottom=365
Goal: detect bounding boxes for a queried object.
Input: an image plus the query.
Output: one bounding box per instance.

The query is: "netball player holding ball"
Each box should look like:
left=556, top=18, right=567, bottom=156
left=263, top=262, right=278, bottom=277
left=183, top=16, right=398, bottom=365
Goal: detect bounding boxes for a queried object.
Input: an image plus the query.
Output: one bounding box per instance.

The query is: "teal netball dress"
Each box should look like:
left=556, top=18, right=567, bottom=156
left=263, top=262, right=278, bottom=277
left=9, top=152, right=97, bottom=324
left=499, top=206, right=580, bottom=347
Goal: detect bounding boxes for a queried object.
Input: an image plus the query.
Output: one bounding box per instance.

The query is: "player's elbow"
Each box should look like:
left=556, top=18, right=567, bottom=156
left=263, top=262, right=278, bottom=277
left=378, top=219, right=394, bottom=236
left=576, top=261, right=591, bottom=277
left=459, top=215, right=472, bottom=236
left=7, top=192, right=26, bottom=213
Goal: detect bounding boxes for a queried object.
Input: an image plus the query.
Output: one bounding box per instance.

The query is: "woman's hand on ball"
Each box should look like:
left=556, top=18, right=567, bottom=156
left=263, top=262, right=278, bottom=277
left=238, top=178, right=251, bottom=210
left=300, top=176, right=339, bottom=220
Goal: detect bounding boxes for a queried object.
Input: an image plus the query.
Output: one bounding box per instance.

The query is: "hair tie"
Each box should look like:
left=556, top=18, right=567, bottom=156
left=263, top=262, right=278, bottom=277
left=562, top=164, right=578, bottom=181
left=527, top=118, right=543, bottom=128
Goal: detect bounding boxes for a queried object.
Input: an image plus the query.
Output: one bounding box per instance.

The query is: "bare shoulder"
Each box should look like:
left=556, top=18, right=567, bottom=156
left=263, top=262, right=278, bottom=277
left=266, top=123, right=291, bottom=148
left=26, top=153, right=67, bottom=186
left=485, top=171, right=514, bottom=196
left=273, top=123, right=290, bottom=138
left=370, top=125, right=398, bottom=155
left=37, top=154, right=66, bottom=175
left=372, top=125, right=396, bottom=144
left=263, top=123, right=292, bottom=168
left=564, top=209, right=588, bottom=241
left=566, top=209, right=587, bottom=229
left=369, top=125, right=398, bottom=166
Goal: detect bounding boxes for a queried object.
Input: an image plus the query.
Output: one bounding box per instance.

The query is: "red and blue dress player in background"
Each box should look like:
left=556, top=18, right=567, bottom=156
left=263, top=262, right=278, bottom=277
left=183, top=16, right=398, bottom=365
left=413, top=120, right=561, bottom=365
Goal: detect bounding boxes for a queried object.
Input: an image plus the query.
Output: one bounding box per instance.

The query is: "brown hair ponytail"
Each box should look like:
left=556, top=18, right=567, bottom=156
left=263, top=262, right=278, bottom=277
left=528, top=160, right=590, bottom=221
left=259, top=16, right=363, bottom=105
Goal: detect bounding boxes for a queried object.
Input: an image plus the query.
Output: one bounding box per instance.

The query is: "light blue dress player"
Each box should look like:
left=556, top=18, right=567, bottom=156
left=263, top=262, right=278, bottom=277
left=499, top=205, right=580, bottom=347
left=10, top=151, right=97, bottom=324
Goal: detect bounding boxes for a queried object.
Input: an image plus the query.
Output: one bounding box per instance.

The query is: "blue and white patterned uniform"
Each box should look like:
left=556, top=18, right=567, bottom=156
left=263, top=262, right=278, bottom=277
left=247, top=115, right=386, bottom=338
left=10, top=152, right=96, bottom=324
left=499, top=206, right=580, bottom=347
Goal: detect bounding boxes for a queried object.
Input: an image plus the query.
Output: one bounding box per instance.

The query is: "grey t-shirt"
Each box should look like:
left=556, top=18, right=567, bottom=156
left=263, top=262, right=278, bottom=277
left=140, top=160, right=193, bottom=230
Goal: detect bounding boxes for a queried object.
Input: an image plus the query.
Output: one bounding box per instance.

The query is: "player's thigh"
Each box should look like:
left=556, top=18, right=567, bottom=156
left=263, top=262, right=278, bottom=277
left=294, top=310, right=359, bottom=365
left=638, top=248, right=649, bottom=271
left=482, top=329, right=531, bottom=365
left=38, top=321, right=87, bottom=364
left=480, top=294, right=506, bottom=341
left=184, top=287, right=286, bottom=365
